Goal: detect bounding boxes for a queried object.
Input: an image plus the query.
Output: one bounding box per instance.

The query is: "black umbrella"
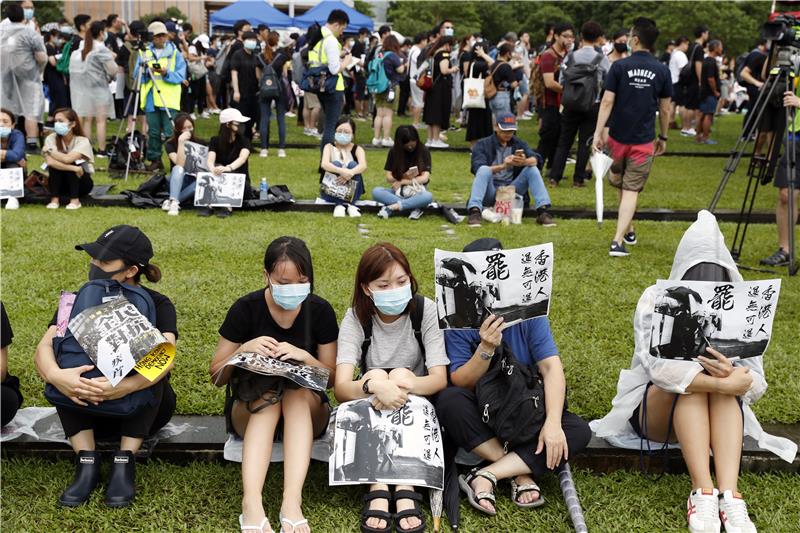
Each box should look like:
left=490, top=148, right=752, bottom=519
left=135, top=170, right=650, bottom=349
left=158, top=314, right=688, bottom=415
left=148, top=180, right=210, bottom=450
left=435, top=426, right=461, bottom=531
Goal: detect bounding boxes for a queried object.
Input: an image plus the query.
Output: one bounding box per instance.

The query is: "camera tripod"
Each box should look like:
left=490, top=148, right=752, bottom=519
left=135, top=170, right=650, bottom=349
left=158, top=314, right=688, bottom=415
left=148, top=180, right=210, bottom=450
left=708, top=62, right=798, bottom=276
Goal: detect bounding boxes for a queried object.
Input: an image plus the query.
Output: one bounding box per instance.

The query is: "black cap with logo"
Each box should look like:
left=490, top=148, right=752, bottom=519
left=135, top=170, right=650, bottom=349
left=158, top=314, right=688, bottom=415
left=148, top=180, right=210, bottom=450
left=463, top=238, right=503, bottom=253
left=75, top=225, right=154, bottom=266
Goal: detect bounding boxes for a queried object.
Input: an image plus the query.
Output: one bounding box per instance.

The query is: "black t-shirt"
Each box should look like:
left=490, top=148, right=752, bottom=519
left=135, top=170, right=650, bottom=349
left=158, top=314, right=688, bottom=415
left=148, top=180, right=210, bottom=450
left=688, top=43, right=704, bottom=82
left=44, top=43, right=60, bottom=81
left=383, top=146, right=432, bottom=180
left=659, top=51, right=671, bottom=65
left=219, top=290, right=339, bottom=358
left=230, top=48, right=259, bottom=97
left=1, top=302, right=12, bottom=349
left=116, top=42, right=131, bottom=69
left=492, top=61, right=515, bottom=91
left=700, top=57, right=720, bottom=99
left=351, top=40, right=366, bottom=61
left=209, top=134, right=250, bottom=178
left=743, top=50, right=767, bottom=88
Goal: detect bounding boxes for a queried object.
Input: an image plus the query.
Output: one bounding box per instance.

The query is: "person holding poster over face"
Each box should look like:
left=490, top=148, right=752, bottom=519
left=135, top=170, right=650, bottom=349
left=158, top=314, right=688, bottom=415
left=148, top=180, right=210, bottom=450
left=334, top=243, right=449, bottom=533
left=211, top=237, right=338, bottom=533
left=591, top=211, right=797, bottom=533
left=34, top=225, right=177, bottom=508
left=435, top=238, right=590, bottom=515
left=203, top=108, right=252, bottom=218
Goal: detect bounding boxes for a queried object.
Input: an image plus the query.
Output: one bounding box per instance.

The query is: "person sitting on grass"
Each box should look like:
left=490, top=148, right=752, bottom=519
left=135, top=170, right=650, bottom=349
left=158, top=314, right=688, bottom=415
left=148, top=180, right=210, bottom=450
left=436, top=238, right=591, bottom=517
left=41, top=107, right=94, bottom=210
left=319, top=116, right=367, bottom=218
left=1, top=302, right=23, bottom=427
left=34, top=225, right=177, bottom=509
left=466, top=112, right=555, bottom=227
left=203, top=108, right=252, bottom=219
left=334, top=243, right=449, bottom=533
left=162, top=112, right=204, bottom=216
left=373, top=125, right=434, bottom=220
left=211, top=237, right=338, bottom=533
left=0, top=108, right=27, bottom=210
left=591, top=210, right=798, bottom=533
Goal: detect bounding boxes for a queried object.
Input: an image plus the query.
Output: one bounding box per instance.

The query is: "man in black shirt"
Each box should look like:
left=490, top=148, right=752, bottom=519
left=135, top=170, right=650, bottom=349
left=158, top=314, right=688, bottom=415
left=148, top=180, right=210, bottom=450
left=230, top=31, right=260, bottom=142
left=686, top=25, right=709, bottom=127
left=740, top=39, right=773, bottom=155
left=351, top=28, right=370, bottom=119
left=696, top=40, right=722, bottom=145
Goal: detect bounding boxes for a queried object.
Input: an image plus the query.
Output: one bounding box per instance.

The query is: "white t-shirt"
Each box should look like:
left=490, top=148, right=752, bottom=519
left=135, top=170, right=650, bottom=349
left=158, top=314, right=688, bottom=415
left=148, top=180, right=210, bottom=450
left=409, top=45, right=422, bottom=79
left=669, top=49, right=688, bottom=84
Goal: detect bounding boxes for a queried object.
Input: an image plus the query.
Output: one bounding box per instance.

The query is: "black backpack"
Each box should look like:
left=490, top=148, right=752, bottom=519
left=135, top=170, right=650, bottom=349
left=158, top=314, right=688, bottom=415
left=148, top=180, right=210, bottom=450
left=359, top=294, right=426, bottom=377
left=734, top=52, right=750, bottom=84
left=561, top=51, right=604, bottom=113
left=678, top=43, right=700, bottom=86
left=300, top=22, right=323, bottom=66
left=257, top=55, right=282, bottom=100
left=475, top=342, right=546, bottom=450
left=108, top=131, right=146, bottom=172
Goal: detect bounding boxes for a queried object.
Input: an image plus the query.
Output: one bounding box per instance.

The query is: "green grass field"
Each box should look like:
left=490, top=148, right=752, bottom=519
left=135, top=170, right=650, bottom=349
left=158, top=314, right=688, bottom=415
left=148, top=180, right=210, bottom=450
left=2, top=111, right=798, bottom=533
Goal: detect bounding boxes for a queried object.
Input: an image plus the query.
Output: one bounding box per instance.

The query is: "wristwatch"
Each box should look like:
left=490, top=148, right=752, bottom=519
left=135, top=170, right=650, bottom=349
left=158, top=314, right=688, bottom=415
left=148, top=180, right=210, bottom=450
left=479, top=350, right=495, bottom=361
left=362, top=378, right=372, bottom=394
left=658, top=134, right=668, bottom=142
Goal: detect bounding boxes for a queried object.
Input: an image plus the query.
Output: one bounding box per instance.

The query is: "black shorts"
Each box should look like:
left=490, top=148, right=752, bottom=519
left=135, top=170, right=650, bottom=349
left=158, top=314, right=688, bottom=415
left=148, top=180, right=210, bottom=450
left=685, top=83, right=700, bottom=110
left=672, top=83, right=686, bottom=106
left=775, top=139, right=800, bottom=189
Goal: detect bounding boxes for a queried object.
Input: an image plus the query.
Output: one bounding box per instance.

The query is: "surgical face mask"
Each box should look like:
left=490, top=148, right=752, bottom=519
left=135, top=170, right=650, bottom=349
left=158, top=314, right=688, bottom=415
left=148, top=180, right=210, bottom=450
left=335, top=132, right=352, bottom=144
left=370, top=284, right=412, bottom=316
left=244, top=39, right=258, bottom=51
left=54, top=122, right=71, bottom=136
left=60, top=26, right=72, bottom=34
left=270, top=279, right=311, bottom=310
left=88, top=263, right=129, bottom=281
left=23, top=8, right=34, bottom=20
left=0, top=127, right=11, bottom=139
left=614, top=42, right=628, bottom=54
left=443, top=27, right=454, bottom=37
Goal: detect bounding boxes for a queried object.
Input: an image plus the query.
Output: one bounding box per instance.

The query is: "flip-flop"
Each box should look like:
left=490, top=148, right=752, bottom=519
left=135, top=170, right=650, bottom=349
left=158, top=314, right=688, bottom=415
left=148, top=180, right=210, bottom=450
left=279, top=512, right=309, bottom=533
left=239, top=514, right=273, bottom=533
left=511, top=478, right=545, bottom=508
left=458, top=468, right=497, bottom=516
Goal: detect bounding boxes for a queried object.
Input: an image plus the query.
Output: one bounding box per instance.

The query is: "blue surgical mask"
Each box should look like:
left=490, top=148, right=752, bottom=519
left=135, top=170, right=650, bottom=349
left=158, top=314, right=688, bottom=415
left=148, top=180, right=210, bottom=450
left=335, top=132, right=352, bottom=145
left=270, top=279, right=311, bottom=310
left=244, top=39, right=258, bottom=51
left=0, top=127, right=11, bottom=139
left=371, top=284, right=412, bottom=316
left=23, top=8, right=34, bottom=20
left=54, top=122, right=70, bottom=136
left=443, top=28, right=454, bottom=37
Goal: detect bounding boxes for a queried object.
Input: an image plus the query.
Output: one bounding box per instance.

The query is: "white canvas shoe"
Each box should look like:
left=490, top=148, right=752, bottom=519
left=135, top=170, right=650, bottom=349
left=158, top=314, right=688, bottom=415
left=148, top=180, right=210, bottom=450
left=718, top=490, right=756, bottom=533
left=687, top=488, right=721, bottom=533
left=346, top=205, right=361, bottom=217
left=5, top=197, right=19, bottom=210
left=333, top=205, right=347, bottom=217
left=167, top=200, right=180, bottom=216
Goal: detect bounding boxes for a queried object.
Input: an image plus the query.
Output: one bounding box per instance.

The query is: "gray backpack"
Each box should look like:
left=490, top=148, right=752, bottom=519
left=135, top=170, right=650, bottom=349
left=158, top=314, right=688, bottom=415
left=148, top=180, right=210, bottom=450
left=561, top=52, right=604, bottom=113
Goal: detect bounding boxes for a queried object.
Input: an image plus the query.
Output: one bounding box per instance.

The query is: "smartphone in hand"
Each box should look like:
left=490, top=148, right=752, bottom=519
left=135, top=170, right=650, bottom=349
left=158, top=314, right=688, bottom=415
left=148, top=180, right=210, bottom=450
left=407, top=166, right=419, bottom=178
left=515, top=149, right=525, bottom=158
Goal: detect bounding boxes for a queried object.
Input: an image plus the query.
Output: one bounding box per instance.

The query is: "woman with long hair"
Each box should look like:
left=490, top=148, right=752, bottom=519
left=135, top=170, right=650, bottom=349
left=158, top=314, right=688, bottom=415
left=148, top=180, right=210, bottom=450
left=371, top=35, right=406, bottom=147
left=319, top=116, right=367, bottom=218
left=372, top=125, right=433, bottom=220
left=41, top=108, right=94, bottom=209
left=423, top=36, right=459, bottom=148
left=258, top=31, right=291, bottom=159
left=204, top=108, right=252, bottom=218
left=162, top=113, right=204, bottom=216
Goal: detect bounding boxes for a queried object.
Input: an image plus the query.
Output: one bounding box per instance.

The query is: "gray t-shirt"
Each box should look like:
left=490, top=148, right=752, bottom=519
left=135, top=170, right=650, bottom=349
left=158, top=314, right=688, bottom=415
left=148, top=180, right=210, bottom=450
left=337, top=297, right=449, bottom=376
left=492, top=145, right=514, bottom=184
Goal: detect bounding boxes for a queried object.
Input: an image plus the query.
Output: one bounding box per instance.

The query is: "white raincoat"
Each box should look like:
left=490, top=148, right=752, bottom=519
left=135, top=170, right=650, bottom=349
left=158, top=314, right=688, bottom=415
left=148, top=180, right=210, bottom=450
left=69, top=40, right=117, bottom=118
left=590, top=210, right=797, bottom=463
left=0, top=21, right=46, bottom=120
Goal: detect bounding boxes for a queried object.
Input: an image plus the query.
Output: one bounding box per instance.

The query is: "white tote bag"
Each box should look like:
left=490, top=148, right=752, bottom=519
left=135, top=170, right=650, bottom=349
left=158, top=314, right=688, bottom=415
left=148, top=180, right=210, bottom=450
left=462, top=63, right=486, bottom=110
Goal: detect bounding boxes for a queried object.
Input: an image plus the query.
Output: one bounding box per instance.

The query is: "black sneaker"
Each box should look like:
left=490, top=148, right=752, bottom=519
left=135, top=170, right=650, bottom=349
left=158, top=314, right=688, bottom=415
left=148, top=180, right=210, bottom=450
left=468, top=207, right=482, bottom=227
left=609, top=241, right=630, bottom=257
left=215, top=207, right=232, bottom=218
left=760, top=248, right=790, bottom=266
left=623, top=231, right=637, bottom=245
left=442, top=207, right=464, bottom=224
left=196, top=206, right=213, bottom=217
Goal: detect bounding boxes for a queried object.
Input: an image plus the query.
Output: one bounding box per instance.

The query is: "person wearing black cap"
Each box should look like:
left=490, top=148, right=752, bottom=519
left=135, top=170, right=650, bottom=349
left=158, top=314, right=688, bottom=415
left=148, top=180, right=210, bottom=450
left=435, top=238, right=591, bottom=515
left=34, top=225, right=178, bottom=508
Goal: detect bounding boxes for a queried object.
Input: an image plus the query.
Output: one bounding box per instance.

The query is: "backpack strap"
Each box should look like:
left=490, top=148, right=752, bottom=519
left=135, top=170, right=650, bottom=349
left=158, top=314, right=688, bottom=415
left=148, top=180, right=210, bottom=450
left=359, top=316, right=373, bottom=377
left=590, top=51, right=604, bottom=66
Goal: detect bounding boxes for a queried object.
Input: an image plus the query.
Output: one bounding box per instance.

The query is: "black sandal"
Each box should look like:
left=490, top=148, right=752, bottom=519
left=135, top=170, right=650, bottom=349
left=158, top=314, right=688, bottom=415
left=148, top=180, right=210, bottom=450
left=360, top=489, right=392, bottom=533
left=458, top=467, right=497, bottom=516
left=393, top=490, right=426, bottom=533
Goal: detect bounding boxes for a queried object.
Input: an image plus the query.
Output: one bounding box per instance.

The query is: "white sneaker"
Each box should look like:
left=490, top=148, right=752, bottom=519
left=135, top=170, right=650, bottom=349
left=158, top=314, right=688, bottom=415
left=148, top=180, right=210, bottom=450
left=65, top=203, right=81, bottom=210
left=685, top=127, right=697, bottom=136
left=687, top=488, right=721, bottom=533
left=303, top=127, right=312, bottom=136
left=277, top=149, right=286, bottom=158
left=481, top=208, right=502, bottom=223
left=190, top=113, right=197, bottom=120
left=430, top=140, right=450, bottom=148
left=161, top=199, right=171, bottom=211
left=718, top=491, right=756, bottom=533
left=372, top=137, right=382, bottom=146
left=523, top=110, right=534, bottom=118
left=285, top=111, right=297, bottom=118
left=381, top=138, right=394, bottom=147
left=200, top=111, right=211, bottom=119
left=167, top=200, right=180, bottom=216
left=377, top=206, right=391, bottom=219
left=346, top=205, right=361, bottom=217
left=211, top=108, right=221, bottom=114
left=310, top=128, right=322, bottom=139
left=424, top=140, right=432, bottom=147
left=408, top=208, right=423, bottom=220
left=5, top=197, right=19, bottom=210
left=260, top=149, right=268, bottom=158
left=46, top=202, right=59, bottom=209
left=333, top=205, right=347, bottom=217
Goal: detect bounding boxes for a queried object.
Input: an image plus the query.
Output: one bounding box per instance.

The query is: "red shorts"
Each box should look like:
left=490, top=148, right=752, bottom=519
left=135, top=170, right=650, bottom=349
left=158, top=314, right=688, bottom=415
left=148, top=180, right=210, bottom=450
left=607, top=136, right=655, bottom=192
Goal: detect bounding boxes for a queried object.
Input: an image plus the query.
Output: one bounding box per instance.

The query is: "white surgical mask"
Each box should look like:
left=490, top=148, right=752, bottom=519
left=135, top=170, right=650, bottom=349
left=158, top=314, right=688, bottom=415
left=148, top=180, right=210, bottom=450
left=443, top=27, right=454, bottom=37
left=244, top=39, right=258, bottom=51
left=23, top=8, right=34, bottom=20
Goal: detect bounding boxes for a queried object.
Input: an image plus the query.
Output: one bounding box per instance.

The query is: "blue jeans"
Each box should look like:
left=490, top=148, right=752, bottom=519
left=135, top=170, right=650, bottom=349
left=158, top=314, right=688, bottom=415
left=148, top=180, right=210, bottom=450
left=259, top=98, right=286, bottom=149
left=168, top=166, right=197, bottom=203
left=467, top=165, right=551, bottom=211
left=489, top=91, right=512, bottom=117
left=318, top=91, right=344, bottom=149
left=372, top=187, right=433, bottom=214
left=320, top=160, right=364, bottom=205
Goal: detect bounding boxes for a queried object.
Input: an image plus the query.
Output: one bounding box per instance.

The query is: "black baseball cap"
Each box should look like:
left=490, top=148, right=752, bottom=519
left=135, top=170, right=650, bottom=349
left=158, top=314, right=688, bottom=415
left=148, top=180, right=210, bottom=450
left=76, top=225, right=154, bottom=265
left=128, top=20, right=145, bottom=37
left=463, top=238, right=503, bottom=253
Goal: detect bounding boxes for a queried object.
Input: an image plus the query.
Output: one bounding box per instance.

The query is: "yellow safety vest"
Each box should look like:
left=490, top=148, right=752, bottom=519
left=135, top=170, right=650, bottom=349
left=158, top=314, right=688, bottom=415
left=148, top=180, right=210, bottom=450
left=139, top=48, right=182, bottom=110
left=309, top=26, right=344, bottom=91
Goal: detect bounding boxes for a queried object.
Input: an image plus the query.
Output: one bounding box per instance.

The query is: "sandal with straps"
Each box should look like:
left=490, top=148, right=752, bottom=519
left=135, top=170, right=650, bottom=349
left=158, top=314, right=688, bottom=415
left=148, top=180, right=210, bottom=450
left=239, top=514, right=273, bottom=533
left=511, top=477, right=545, bottom=508
left=279, top=512, right=309, bottom=533
left=393, top=490, right=426, bottom=533
left=360, top=489, right=392, bottom=533
left=458, top=468, right=497, bottom=516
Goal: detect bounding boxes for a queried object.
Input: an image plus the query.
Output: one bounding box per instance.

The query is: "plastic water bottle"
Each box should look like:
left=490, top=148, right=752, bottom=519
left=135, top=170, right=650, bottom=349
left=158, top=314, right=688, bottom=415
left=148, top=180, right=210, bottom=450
left=259, top=178, right=268, bottom=200
left=387, top=88, right=395, bottom=102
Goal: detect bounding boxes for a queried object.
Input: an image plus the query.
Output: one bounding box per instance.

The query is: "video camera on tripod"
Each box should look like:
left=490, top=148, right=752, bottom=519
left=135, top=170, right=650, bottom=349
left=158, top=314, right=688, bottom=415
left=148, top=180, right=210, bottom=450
left=762, top=14, right=800, bottom=67
left=132, top=30, right=154, bottom=52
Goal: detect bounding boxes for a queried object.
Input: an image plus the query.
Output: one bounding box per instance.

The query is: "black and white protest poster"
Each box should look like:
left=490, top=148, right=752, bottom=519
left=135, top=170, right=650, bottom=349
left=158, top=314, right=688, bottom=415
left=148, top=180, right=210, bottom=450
left=650, top=279, right=781, bottom=361
left=0, top=167, right=24, bottom=198
left=319, top=171, right=358, bottom=202
left=434, top=243, right=553, bottom=329
left=183, top=141, right=209, bottom=176
left=194, top=172, right=246, bottom=208
left=68, top=297, right=176, bottom=385
left=330, top=395, right=444, bottom=490
left=219, top=352, right=330, bottom=392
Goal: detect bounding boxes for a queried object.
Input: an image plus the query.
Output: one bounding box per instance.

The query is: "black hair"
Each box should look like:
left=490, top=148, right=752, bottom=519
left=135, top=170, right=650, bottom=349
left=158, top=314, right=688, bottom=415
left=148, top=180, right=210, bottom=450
left=0, top=107, right=16, bottom=124
left=122, top=259, right=162, bottom=283
left=327, top=9, right=350, bottom=26
left=497, top=42, right=514, bottom=58
left=544, top=22, right=555, bottom=36
left=707, top=39, right=722, bottom=53
left=167, top=112, right=200, bottom=146
left=106, top=14, right=119, bottom=27
left=553, top=22, right=574, bottom=36
left=389, top=126, right=424, bottom=180
left=5, top=4, right=23, bottom=23
left=676, top=36, right=689, bottom=47
left=335, top=115, right=357, bottom=137
left=632, top=17, right=659, bottom=50
left=264, top=236, right=314, bottom=291
left=242, top=31, right=257, bottom=40
left=756, top=38, right=767, bottom=47
left=359, top=27, right=370, bottom=36
left=612, top=29, right=628, bottom=41
left=183, top=23, right=193, bottom=34
left=290, top=32, right=300, bottom=41
left=257, top=24, right=269, bottom=33
left=581, top=21, right=603, bottom=43
left=694, top=25, right=709, bottom=39
left=233, top=19, right=250, bottom=35
left=216, top=121, right=245, bottom=162
left=379, top=24, right=391, bottom=36
left=413, top=32, right=427, bottom=45
left=74, top=14, right=91, bottom=32
left=681, top=262, right=731, bottom=282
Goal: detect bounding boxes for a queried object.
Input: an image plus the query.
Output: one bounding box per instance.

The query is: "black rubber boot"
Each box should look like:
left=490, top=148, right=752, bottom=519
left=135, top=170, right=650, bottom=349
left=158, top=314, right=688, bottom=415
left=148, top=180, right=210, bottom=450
left=58, top=450, right=101, bottom=507
left=105, top=450, right=136, bottom=508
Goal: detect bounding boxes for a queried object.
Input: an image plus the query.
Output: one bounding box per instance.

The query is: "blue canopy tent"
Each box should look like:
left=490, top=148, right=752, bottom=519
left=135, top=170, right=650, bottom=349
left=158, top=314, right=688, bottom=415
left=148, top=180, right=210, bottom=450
left=293, top=0, right=374, bottom=34
left=209, top=0, right=295, bottom=31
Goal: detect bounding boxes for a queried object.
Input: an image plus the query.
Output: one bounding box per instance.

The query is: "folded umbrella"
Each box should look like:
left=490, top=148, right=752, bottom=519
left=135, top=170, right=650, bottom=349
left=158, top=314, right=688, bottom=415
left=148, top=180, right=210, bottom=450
left=590, top=151, right=613, bottom=228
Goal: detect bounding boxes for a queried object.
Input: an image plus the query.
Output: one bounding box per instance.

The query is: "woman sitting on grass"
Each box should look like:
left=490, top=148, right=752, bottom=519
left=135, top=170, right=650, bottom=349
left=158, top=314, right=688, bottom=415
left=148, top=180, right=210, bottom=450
left=319, top=116, right=367, bottom=218
left=373, top=126, right=433, bottom=221
left=334, top=243, right=449, bottom=533
left=591, top=211, right=798, bottom=533
left=211, top=237, right=338, bottom=533
left=0, top=108, right=27, bottom=210
left=162, top=113, right=204, bottom=216
left=203, top=108, right=252, bottom=218
left=41, top=107, right=94, bottom=210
